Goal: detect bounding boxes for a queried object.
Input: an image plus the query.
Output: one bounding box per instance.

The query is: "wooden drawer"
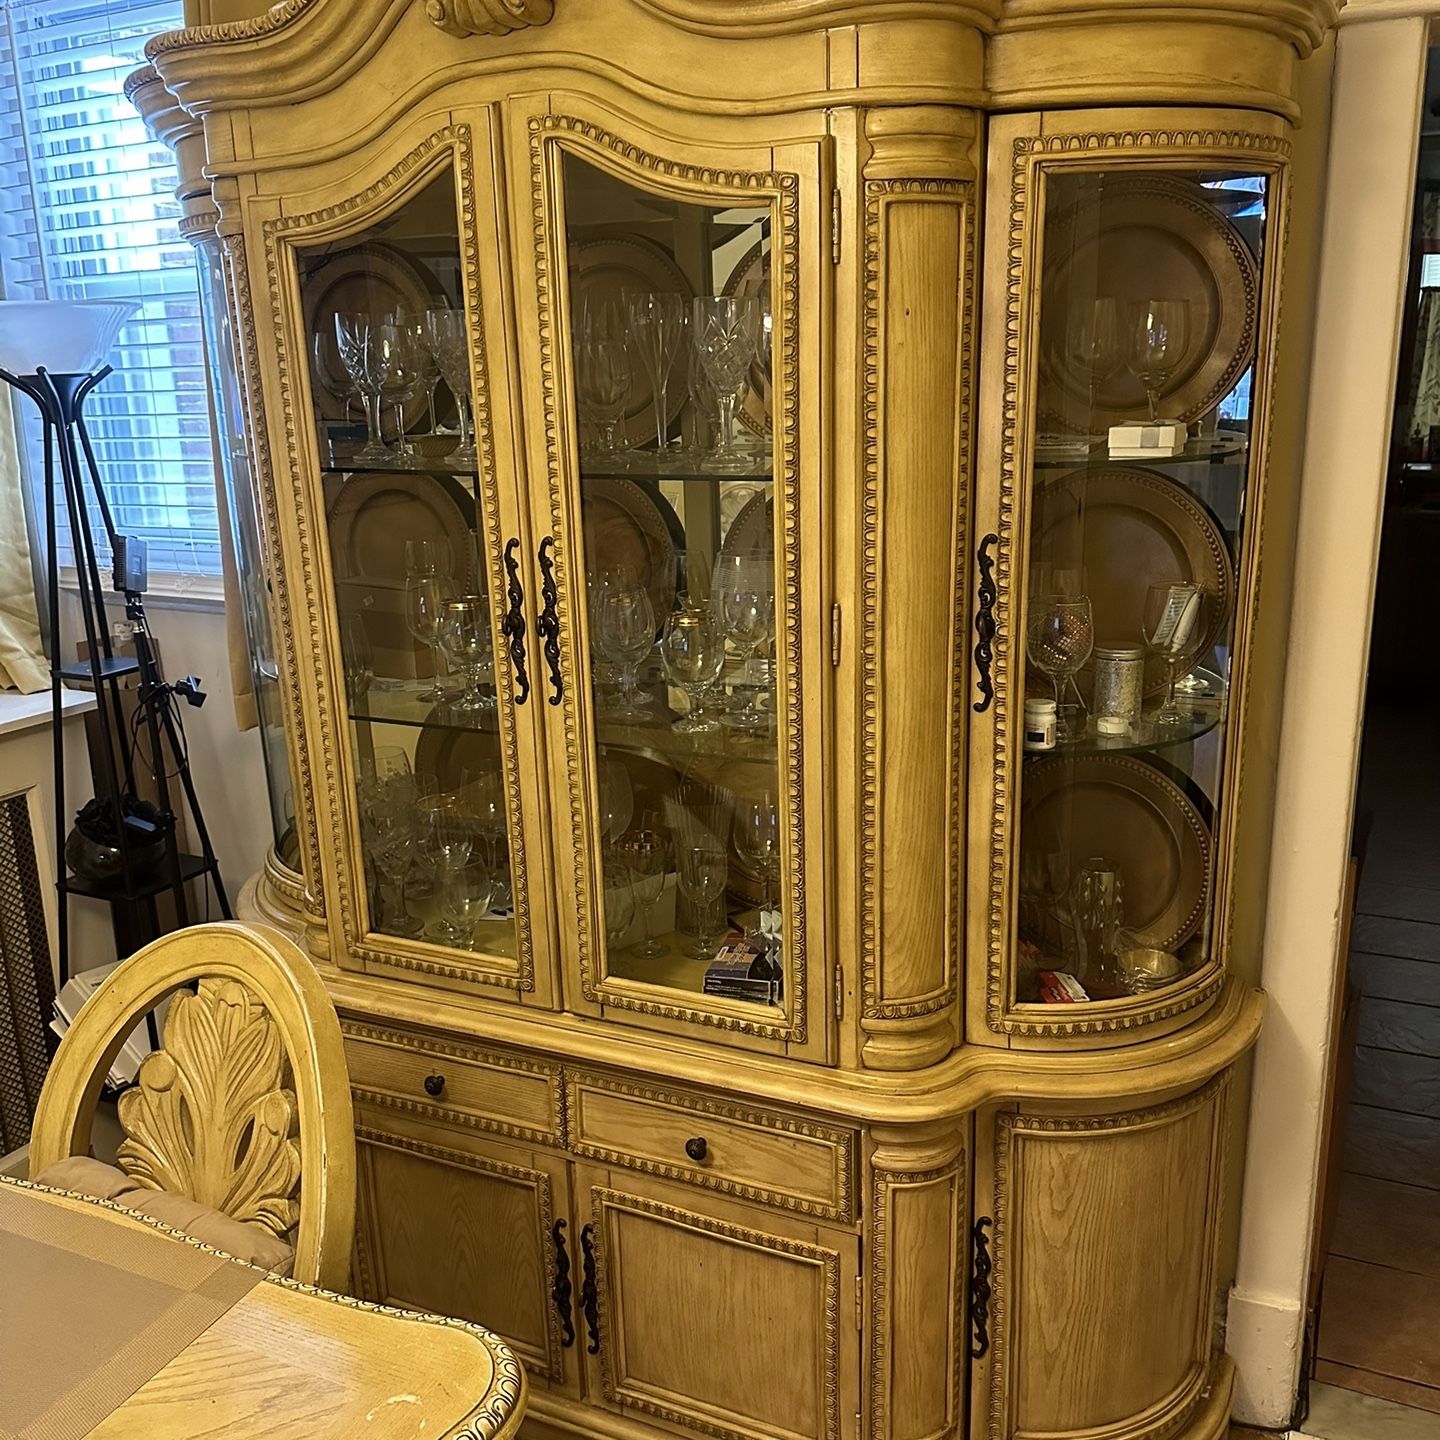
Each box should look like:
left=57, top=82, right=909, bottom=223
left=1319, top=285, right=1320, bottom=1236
left=566, top=1072, right=857, bottom=1222
left=342, top=1021, right=564, bottom=1146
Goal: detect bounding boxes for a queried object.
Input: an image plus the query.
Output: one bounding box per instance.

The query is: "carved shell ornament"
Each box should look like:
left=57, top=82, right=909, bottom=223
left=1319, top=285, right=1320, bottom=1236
left=425, top=0, right=554, bottom=36
left=116, top=979, right=301, bottom=1239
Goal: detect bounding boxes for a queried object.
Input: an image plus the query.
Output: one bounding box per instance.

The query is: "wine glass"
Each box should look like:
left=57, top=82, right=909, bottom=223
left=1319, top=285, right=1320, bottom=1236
left=1025, top=595, right=1094, bottom=740
left=377, top=319, right=421, bottom=464
left=334, top=311, right=391, bottom=462
left=677, top=837, right=728, bottom=961
left=685, top=334, right=720, bottom=463
left=602, top=857, right=637, bottom=954
left=312, top=328, right=360, bottom=422
left=755, top=299, right=773, bottom=444
left=595, top=580, right=656, bottom=720
left=575, top=296, right=632, bottom=462
left=614, top=826, right=667, bottom=961
left=405, top=570, right=456, bottom=703
left=692, top=296, right=761, bottom=472
left=1062, top=297, right=1122, bottom=425
left=597, top=759, right=634, bottom=849
left=661, top=604, right=725, bottom=732
left=438, top=856, right=495, bottom=951
left=1129, top=300, right=1190, bottom=423
left=733, top=792, right=782, bottom=957
left=712, top=552, right=775, bottom=733
left=438, top=595, right=495, bottom=713
left=390, top=310, right=440, bottom=440
left=421, top=795, right=473, bottom=945
left=368, top=802, right=422, bottom=937
left=1142, top=580, right=1203, bottom=729
left=459, top=763, right=509, bottom=883
left=341, top=617, right=373, bottom=706
left=627, top=292, right=686, bottom=463
left=426, top=308, right=477, bottom=464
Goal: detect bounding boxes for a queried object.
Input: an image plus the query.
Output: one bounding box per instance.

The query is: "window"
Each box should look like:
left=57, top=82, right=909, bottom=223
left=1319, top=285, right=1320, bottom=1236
left=0, top=0, right=220, bottom=580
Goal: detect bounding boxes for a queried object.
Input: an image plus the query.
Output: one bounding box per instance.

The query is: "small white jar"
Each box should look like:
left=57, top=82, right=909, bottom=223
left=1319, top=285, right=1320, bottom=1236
left=1024, top=698, right=1057, bottom=751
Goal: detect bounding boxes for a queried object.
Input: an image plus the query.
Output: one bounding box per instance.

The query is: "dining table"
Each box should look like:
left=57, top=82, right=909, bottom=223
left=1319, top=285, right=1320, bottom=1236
left=0, top=1174, right=525, bottom=1439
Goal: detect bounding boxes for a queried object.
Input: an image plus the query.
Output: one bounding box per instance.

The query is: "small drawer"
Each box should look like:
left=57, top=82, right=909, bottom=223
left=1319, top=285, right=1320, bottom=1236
left=566, top=1072, right=856, bottom=1222
left=342, top=1021, right=564, bottom=1146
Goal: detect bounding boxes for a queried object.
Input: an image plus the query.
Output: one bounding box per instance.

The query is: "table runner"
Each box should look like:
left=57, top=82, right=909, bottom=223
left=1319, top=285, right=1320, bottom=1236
left=0, top=1181, right=262, bottom=1440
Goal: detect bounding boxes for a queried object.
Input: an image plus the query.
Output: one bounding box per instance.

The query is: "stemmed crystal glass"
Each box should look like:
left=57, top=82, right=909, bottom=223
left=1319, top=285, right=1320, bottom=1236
left=341, top=617, right=374, bottom=706
left=1142, top=579, right=1203, bottom=730
left=677, top=837, right=728, bottom=961
left=425, top=308, right=478, bottom=464
left=712, top=552, right=775, bottom=733
left=627, top=292, right=686, bottom=463
left=313, top=328, right=360, bottom=422
left=376, top=320, right=420, bottom=464
left=404, top=539, right=455, bottom=702
left=692, top=296, right=761, bottom=472
left=734, top=791, right=782, bottom=961
left=1129, top=299, right=1190, bottom=423
left=390, top=311, right=439, bottom=440
left=360, top=749, right=422, bottom=937
left=438, top=857, right=495, bottom=951
left=1025, top=594, right=1094, bottom=740
left=575, top=296, right=632, bottom=462
left=334, top=312, right=392, bottom=462
left=597, top=759, right=634, bottom=849
left=459, top=765, right=509, bottom=914
left=661, top=604, right=725, bottom=732
left=614, top=826, right=667, bottom=961
left=602, top=856, right=637, bottom=954
left=1063, top=297, right=1122, bottom=424
left=438, top=595, right=495, bottom=713
left=421, top=795, right=473, bottom=946
left=596, top=579, right=656, bottom=720
left=685, top=339, right=720, bottom=463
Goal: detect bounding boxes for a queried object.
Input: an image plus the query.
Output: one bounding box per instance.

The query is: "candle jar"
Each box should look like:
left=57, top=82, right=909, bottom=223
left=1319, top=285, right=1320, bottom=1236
left=1091, top=644, right=1144, bottom=728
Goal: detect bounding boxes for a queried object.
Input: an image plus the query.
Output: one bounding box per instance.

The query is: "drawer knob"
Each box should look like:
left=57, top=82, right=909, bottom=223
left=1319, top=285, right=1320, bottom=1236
left=684, top=1136, right=708, bottom=1162
left=423, top=1073, right=446, bottom=1098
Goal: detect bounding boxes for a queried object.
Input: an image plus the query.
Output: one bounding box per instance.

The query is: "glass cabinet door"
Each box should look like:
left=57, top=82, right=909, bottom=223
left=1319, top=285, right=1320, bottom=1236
left=1003, top=160, right=1275, bottom=1027
left=286, top=158, right=532, bottom=985
left=522, top=118, right=824, bottom=1051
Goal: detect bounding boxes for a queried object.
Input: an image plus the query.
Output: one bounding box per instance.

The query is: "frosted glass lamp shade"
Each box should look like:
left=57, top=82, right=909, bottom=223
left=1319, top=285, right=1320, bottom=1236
left=0, top=300, right=140, bottom=375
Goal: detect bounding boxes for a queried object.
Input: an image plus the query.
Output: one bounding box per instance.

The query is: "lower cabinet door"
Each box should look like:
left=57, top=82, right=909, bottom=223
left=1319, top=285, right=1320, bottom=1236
left=971, top=1073, right=1233, bottom=1440
left=576, top=1165, right=862, bottom=1440
left=353, top=1110, right=581, bottom=1396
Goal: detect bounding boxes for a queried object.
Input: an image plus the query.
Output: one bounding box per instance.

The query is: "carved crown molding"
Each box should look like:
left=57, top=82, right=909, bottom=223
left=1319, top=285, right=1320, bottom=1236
left=425, top=0, right=555, bottom=36
left=632, top=0, right=999, bottom=33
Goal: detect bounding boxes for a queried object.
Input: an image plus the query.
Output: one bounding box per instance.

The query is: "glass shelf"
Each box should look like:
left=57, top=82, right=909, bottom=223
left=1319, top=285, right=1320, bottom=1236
left=1022, top=706, right=1222, bottom=760
left=320, top=458, right=479, bottom=479
left=1033, top=432, right=1249, bottom=472
left=581, top=460, right=773, bottom=484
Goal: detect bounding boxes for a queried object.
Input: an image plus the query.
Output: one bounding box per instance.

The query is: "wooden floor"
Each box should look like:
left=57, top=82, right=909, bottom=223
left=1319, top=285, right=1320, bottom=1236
left=1316, top=706, right=1440, bottom=1414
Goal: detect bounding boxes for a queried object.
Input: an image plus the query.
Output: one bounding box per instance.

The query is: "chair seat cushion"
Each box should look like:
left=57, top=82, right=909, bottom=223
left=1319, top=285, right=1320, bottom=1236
left=35, top=1157, right=296, bottom=1277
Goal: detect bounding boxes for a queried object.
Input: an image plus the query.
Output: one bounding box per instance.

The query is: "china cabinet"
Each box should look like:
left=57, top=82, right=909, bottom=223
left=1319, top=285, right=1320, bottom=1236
left=132, top=1, right=1335, bottom=1437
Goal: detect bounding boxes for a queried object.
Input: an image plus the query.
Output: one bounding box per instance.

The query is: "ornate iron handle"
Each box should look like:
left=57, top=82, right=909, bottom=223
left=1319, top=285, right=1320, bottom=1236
left=551, top=1219, right=575, bottom=1348
left=423, top=1073, right=445, bottom=1098
left=972, top=533, right=999, bottom=714
left=502, top=537, right=531, bottom=707
left=579, top=1223, right=601, bottom=1355
left=969, top=1215, right=994, bottom=1359
left=536, top=536, right=563, bottom=707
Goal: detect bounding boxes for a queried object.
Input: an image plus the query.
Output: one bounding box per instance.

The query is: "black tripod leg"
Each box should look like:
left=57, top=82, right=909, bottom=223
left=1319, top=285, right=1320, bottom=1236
left=43, top=418, right=68, bottom=988
left=154, top=692, right=230, bottom=920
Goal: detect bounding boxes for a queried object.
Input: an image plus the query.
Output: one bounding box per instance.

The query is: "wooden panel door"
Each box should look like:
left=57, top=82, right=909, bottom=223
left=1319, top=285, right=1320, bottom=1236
left=576, top=1166, right=861, bottom=1440
left=353, top=1112, right=579, bottom=1397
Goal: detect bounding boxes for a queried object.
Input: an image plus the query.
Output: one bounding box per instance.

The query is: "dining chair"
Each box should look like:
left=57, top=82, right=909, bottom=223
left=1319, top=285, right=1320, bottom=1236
left=28, top=921, right=356, bottom=1291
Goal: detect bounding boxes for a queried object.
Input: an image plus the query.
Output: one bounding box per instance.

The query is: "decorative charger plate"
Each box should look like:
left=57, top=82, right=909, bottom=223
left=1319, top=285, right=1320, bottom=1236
left=1021, top=752, right=1213, bottom=951
left=570, top=237, right=694, bottom=453
left=1036, top=175, right=1259, bottom=431
left=720, top=239, right=773, bottom=440
left=581, top=475, right=679, bottom=625
left=301, top=241, right=440, bottom=430
left=720, top=490, right=775, bottom=562
left=1032, top=465, right=1234, bottom=694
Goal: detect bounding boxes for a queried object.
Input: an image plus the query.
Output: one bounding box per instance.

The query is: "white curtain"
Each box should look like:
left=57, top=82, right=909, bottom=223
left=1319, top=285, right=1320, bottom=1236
left=0, top=397, right=48, bottom=694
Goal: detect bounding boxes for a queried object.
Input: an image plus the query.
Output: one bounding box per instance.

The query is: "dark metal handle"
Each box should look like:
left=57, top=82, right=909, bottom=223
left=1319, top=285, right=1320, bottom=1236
left=972, top=533, right=999, bottom=714
left=579, top=1223, right=601, bottom=1355
left=502, top=537, right=531, bottom=707
left=536, top=537, right=563, bottom=707
left=423, top=1073, right=445, bottom=1098
left=551, top=1219, right=575, bottom=1348
left=969, top=1215, right=994, bottom=1359
left=684, top=1137, right=708, bottom=1162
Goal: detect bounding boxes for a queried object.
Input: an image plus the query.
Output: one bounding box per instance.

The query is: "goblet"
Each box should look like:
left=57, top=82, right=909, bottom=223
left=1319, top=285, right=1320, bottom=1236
left=425, top=308, right=477, bottom=463
left=377, top=319, right=421, bottom=464
left=1142, top=579, right=1203, bottom=729
left=661, top=604, right=725, bottom=732
left=369, top=807, right=422, bottom=937
left=438, top=595, right=495, bottom=713
left=677, top=837, right=728, bottom=961
left=405, top=569, right=455, bottom=702
left=733, top=791, right=782, bottom=959
left=390, top=311, right=439, bottom=439
left=459, top=764, right=509, bottom=895
left=421, top=795, right=474, bottom=945
left=334, top=311, right=391, bottom=462
left=575, top=297, right=632, bottom=462
left=614, top=826, right=667, bottom=961
left=712, top=552, right=775, bottom=733
left=692, top=296, right=761, bottom=472
left=1025, top=595, right=1094, bottom=741
left=341, top=617, right=373, bottom=706
left=627, top=292, right=686, bottom=463
left=597, top=759, right=634, bottom=850
left=438, top=857, right=495, bottom=951
left=1128, top=299, right=1190, bottom=423
left=1062, top=296, right=1122, bottom=424
left=602, top=857, right=637, bottom=954
left=595, top=580, right=656, bottom=720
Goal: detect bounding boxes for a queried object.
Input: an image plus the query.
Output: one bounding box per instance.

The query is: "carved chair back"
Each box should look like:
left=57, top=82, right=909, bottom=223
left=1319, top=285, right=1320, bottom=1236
left=29, top=922, right=356, bottom=1290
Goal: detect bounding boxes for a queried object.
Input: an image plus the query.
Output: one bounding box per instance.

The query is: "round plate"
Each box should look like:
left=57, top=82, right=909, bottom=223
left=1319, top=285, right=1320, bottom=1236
left=1032, top=466, right=1234, bottom=694
left=581, top=475, right=678, bottom=624
left=571, top=237, right=693, bottom=453
left=1037, top=175, right=1259, bottom=431
left=721, top=240, right=772, bottom=439
left=414, top=718, right=503, bottom=794
left=301, top=241, right=440, bottom=430
left=1021, top=752, right=1213, bottom=950
left=720, top=491, right=775, bottom=561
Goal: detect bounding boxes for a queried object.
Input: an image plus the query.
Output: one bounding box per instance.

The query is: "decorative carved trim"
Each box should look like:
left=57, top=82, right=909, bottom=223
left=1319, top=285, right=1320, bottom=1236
left=425, top=0, right=554, bottom=37
left=261, top=124, right=535, bottom=994
left=985, top=1077, right=1229, bottom=1440
left=858, top=179, right=970, bottom=1025
left=264, top=847, right=307, bottom=906
left=146, top=1, right=315, bottom=57
left=630, top=0, right=999, bottom=37
left=564, top=1072, right=855, bottom=1221
left=984, top=126, right=1290, bottom=1038
left=527, top=113, right=808, bottom=1043
left=16, top=1176, right=524, bottom=1438
left=867, top=1152, right=967, bottom=1438
left=355, top=1124, right=567, bottom=1382
left=588, top=1186, right=841, bottom=1440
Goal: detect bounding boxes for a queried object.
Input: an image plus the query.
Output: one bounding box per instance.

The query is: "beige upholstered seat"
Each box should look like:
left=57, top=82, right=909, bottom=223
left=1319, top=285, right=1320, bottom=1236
left=28, top=922, right=356, bottom=1291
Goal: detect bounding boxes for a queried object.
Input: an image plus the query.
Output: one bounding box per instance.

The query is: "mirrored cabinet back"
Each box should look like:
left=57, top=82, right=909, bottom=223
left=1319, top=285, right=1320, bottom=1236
left=131, top=3, right=1335, bottom=1437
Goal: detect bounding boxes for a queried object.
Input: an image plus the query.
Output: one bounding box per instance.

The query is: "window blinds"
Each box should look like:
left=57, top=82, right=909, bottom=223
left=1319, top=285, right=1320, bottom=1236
left=0, top=0, right=220, bottom=578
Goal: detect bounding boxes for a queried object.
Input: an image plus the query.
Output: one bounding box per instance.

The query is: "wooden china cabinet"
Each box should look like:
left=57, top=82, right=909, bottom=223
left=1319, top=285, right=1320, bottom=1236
left=133, top=3, right=1334, bottom=1437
